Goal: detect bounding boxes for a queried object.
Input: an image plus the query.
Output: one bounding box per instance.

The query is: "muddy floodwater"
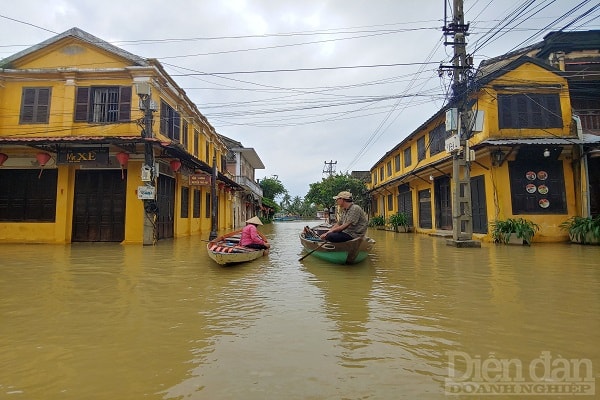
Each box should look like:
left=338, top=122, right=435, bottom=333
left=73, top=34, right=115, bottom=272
left=1, top=220, right=599, bottom=399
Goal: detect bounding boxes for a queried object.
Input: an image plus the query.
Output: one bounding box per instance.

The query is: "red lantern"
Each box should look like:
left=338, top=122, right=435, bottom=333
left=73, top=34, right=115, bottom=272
left=0, top=152, right=7, bottom=166
left=36, top=152, right=51, bottom=179
left=116, top=152, right=129, bottom=180
left=170, top=159, right=182, bottom=173
left=36, top=152, right=51, bottom=166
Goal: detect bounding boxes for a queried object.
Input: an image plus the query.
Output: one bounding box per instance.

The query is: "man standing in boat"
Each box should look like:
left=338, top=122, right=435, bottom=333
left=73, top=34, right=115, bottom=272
left=320, top=191, right=368, bottom=242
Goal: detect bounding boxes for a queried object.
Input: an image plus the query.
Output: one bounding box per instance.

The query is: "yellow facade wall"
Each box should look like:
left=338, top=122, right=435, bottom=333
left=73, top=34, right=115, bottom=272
left=368, top=61, right=576, bottom=243
left=0, top=30, right=240, bottom=244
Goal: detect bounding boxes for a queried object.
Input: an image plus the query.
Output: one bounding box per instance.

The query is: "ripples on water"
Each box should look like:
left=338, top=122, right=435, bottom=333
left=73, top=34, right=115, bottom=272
left=1, top=221, right=599, bottom=399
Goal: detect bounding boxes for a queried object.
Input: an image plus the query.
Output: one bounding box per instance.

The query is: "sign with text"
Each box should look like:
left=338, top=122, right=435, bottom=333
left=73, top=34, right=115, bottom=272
left=137, top=185, right=156, bottom=200
left=189, top=174, right=211, bottom=186
left=445, top=134, right=461, bottom=153
left=57, top=147, right=109, bottom=165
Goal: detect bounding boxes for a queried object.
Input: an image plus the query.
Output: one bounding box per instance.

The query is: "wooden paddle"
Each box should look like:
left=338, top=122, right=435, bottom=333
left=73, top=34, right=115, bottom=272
left=298, top=240, right=328, bottom=261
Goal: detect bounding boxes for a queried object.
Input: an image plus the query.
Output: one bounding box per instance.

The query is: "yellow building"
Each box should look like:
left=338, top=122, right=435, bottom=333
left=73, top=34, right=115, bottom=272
left=0, top=28, right=242, bottom=244
left=368, top=31, right=600, bottom=243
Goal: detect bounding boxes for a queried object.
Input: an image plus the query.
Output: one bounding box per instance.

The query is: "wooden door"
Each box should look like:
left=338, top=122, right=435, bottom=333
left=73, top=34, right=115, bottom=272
left=72, top=170, right=126, bottom=242
left=418, top=189, right=432, bottom=229
left=156, top=175, right=175, bottom=239
left=470, top=175, right=488, bottom=233
left=435, top=176, right=453, bottom=230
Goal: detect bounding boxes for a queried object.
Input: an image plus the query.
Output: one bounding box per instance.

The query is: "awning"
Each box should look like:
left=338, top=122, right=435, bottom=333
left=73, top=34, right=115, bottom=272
left=478, top=134, right=600, bottom=147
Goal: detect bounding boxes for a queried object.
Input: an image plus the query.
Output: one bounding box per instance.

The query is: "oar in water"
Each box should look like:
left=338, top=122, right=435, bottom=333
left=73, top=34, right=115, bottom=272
left=298, top=240, right=329, bottom=261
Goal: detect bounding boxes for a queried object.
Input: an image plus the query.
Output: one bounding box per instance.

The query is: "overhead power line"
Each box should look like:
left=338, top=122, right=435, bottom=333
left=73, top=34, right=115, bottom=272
left=167, top=61, right=437, bottom=77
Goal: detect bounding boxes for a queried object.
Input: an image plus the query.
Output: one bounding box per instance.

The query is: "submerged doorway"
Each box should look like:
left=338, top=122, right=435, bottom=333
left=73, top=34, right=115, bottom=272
left=72, top=170, right=126, bottom=242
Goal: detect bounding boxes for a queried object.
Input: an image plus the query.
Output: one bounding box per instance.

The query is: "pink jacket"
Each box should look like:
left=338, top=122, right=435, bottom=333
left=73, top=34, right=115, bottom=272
left=240, top=224, right=265, bottom=246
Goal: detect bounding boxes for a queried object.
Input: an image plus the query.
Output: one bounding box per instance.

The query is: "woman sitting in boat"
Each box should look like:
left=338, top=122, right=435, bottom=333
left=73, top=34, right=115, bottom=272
left=319, top=191, right=368, bottom=242
left=240, top=216, right=271, bottom=250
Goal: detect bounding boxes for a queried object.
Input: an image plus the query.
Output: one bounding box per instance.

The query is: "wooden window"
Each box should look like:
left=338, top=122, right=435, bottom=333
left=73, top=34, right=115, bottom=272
left=394, top=154, right=401, bottom=172
left=429, top=123, right=449, bottom=156
left=379, top=167, right=384, bottom=181
left=182, top=120, right=189, bottom=148
left=404, top=147, right=412, bottom=167
left=193, top=189, right=201, bottom=218
left=498, top=94, right=562, bottom=129
left=387, top=194, right=393, bottom=211
left=0, top=169, right=57, bottom=221
left=417, top=136, right=426, bottom=161
left=20, top=88, right=51, bottom=124
left=74, top=86, right=131, bottom=122
left=386, top=161, right=392, bottom=177
left=194, top=129, right=200, bottom=157
left=180, top=187, right=189, bottom=218
left=160, top=100, right=181, bottom=141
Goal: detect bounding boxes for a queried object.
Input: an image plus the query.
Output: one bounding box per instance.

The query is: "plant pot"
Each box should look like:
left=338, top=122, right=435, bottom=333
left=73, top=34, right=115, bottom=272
left=569, top=232, right=600, bottom=245
left=507, top=233, right=527, bottom=245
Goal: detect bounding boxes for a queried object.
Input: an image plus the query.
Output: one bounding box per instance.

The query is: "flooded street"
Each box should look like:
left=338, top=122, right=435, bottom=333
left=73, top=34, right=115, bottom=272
left=1, top=220, right=599, bottom=399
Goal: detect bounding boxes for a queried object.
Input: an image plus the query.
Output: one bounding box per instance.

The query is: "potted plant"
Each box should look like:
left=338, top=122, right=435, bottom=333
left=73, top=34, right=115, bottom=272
left=491, top=217, right=540, bottom=245
left=559, top=216, right=600, bottom=245
left=369, top=215, right=386, bottom=229
left=388, top=212, right=411, bottom=232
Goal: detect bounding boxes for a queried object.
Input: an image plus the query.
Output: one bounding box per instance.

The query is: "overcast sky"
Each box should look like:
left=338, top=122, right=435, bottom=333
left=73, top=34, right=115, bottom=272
left=1, top=0, right=598, bottom=198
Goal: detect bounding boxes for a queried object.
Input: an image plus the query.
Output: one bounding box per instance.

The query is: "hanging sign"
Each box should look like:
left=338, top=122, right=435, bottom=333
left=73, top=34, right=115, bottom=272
left=137, top=185, right=156, bottom=200
left=189, top=174, right=211, bottom=186
left=445, top=134, right=461, bottom=153
left=57, top=147, right=109, bottom=165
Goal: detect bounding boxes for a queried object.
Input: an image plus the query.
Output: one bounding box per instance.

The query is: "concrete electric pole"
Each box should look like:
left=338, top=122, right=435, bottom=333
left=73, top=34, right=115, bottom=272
left=441, top=0, right=480, bottom=248
left=136, top=82, right=158, bottom=246
left=323, top=160, right=337, bottom=178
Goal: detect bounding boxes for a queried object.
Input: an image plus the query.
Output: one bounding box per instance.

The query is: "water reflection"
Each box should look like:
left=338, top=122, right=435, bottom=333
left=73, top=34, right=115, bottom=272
left=1, top=222, right=599, bottom=399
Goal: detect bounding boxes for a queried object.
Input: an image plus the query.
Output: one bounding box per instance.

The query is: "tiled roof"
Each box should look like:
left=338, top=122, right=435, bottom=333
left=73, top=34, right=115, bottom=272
left=0, top=27, right=149, bottom=68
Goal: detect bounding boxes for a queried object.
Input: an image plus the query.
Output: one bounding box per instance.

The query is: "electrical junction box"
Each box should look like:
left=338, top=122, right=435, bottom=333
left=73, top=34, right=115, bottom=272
left=468, top=110, right=484, bottom=132
left=445, top=134, right=461, bottom=153
left=141, top=165, right=152, bottom=181
left=446, top=108, right=458, bottom=131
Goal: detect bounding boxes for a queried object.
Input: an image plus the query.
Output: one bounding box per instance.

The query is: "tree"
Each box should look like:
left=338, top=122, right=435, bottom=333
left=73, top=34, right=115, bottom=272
left=259, top=176, right=287, bottom=201
left=305, top=174, right=368, bottom=210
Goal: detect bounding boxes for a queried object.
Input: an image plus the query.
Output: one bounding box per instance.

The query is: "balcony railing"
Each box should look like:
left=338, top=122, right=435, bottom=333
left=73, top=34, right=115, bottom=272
left=234, top=175, right=263, bottom=197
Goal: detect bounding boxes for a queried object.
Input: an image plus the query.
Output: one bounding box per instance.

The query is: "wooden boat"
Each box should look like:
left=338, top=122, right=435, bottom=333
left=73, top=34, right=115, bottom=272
left=207, top=229, right=269, bottom=266
left=299, top=225, right=375, bottom=264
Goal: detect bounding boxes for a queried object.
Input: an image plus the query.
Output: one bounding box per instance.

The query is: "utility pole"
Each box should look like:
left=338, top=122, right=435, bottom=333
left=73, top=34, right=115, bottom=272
left=441, top=0, right=480, bottom=248
left=323, top=160, right=337, bottom=178
left=136, top=82, right=158, bottom=246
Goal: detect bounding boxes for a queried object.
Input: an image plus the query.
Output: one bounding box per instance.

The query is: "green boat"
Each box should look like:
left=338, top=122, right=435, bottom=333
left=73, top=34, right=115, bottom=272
left=299, top=225, right=375, bottom=264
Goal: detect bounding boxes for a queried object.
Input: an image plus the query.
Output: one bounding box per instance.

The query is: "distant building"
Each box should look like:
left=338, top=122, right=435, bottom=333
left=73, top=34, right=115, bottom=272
left=220, top=135, right=267, bottom=228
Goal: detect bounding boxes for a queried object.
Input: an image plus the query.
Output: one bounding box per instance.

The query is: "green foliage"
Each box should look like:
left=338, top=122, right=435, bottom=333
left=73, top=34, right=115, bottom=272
left=559, top=216, right=600, bottom=244
left=281, top=195, right=317, bottom=218
left=305, top=174, right=368, bottom=210
left=388, top=212, right=410, bottom=232
left=491, top=218, right=540, bottom=245
left=259, top=177, right=287, bottom=201
left=260, top=197, right=280, bottom=215
left=369, top=215, right=385, bottom=227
